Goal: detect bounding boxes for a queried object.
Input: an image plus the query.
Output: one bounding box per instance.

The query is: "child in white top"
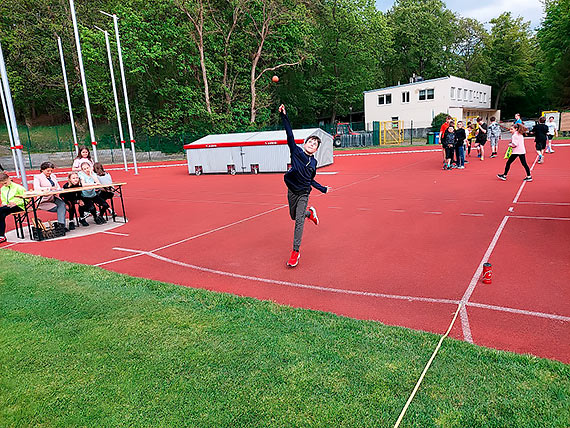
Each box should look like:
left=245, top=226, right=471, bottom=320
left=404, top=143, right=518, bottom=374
left=72, top=146, right=94, bottom=172
left=78, top=163, right=109, bottom=224
left=546, top=116, right=558, bottom=153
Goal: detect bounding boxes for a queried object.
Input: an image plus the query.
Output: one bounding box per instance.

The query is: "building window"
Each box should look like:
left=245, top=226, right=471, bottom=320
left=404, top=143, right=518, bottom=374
left=464, top=89, right=468, bottom=99
left=457, top=88, right=462, bottom=100
left=402, top=91, right=410, bottom=103
left=469, top=90, right=473, bottom=101
left=378, top=94, right=392, bottom=105
left=427, top=89, right=434, bottom=100
left=450, top=87, right=455, bottom=99
left=419, top=90, right=426, bottom=101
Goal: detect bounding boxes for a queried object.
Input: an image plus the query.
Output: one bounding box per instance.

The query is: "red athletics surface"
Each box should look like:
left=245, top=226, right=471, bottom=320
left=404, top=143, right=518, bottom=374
left=3, top=141, right=569, bottom=363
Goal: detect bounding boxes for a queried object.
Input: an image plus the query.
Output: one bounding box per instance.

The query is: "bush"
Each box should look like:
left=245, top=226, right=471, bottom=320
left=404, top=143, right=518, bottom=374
left=431, top=112, right=449, bottom=132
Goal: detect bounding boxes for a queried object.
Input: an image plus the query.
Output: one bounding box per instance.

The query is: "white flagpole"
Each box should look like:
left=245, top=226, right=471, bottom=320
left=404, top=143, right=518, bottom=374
left=0, top=42, right=28, bottom=189
left=57, top=36, right=79, bottom=155
left=101, top=11, right=138, bottom=174
left=94, top=26, right=128, bottom=171
left=69, top=0, right=98, bottom=161
left=0, top=83, right=20, bottom=177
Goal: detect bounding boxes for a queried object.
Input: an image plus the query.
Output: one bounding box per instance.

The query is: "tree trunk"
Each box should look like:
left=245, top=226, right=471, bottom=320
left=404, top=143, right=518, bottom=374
left=494, top=82, right=509, bottom=110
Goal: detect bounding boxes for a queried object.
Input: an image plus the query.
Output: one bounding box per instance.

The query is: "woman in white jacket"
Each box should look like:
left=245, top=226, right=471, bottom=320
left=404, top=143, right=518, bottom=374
left=32, top=161, right=68, bottom=231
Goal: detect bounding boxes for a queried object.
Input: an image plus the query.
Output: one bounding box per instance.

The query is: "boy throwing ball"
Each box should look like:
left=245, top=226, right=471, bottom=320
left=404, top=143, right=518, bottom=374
left=279, top=104, right=329, bottom=267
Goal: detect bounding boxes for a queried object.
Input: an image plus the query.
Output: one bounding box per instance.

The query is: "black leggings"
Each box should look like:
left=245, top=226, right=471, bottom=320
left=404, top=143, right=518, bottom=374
left=0, top=206, right=23, bottom=236
left=504, top=154, right=531, bottom=176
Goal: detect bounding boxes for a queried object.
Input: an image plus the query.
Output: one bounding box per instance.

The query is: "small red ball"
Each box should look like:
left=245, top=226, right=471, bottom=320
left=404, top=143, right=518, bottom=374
left=272, top=75, right=279, bottom=83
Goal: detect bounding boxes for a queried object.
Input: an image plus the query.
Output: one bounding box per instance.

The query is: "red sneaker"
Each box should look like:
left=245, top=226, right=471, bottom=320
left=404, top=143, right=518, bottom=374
left=287, top=250, right=300, bottom=267
left=0, top=236, right=7, bottom=244
left=307, top=206, right=319, bottom=225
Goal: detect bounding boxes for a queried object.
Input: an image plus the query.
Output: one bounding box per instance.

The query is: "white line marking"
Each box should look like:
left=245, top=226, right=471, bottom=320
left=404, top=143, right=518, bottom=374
left=467, top=302, right=570, bottom=322
left=553, top=143, right=570, bottom=147
left=460, top=215, right=510, bottom=342
left=512, top=156, right=538, bottom=204
left=393, top=304, right=462, bottom=428
left=109, top=248, right=570, bottom=325
left=358, top=208, right=372, bottom=211
left=517, top=201, right=570, bottom=206
left=112, top=247, right=460, bottom=305
left=1, top=243, right=17, bottom=249
left=510, top=215, right=570, bottom=221
left=389, top=209, right=406, bottom=213
left=95, top=253, right=142, bottom=267
left=328, top=206, right=342, bottom=209
left=460, top=213, right=484, bottom=217
left=508, top=207, right=514, bottom=212
left=476, top=200, right=495, bottom=204
left=335, top=148, right=440, bottom=157
left=317, top=171, right=339, bottom=175
left=424, top=211, right=442, bottom=215
left=459, top=305, right=472, bottom=343
left=102, top=231, right=130, bottom=237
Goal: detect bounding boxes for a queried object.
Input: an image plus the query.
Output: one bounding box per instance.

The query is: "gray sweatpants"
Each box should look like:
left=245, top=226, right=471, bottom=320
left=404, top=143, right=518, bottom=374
left=287, top=189, right=310, bottom=251
left=47, top=198, right=67, bottom=225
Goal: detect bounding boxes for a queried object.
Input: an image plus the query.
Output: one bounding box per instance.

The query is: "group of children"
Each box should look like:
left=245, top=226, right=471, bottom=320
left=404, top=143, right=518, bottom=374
left=440, top=116, right=502, bottom=170
left=0, top=146, right=114, bottom=243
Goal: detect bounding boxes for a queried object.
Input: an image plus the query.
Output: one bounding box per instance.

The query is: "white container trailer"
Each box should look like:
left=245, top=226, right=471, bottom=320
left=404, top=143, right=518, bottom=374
left=184, top=128, right=333, bottom=175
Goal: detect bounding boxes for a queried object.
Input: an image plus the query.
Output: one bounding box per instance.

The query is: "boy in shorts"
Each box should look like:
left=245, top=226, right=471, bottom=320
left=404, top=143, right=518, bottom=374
left=488, top=117, right=501, bottom=158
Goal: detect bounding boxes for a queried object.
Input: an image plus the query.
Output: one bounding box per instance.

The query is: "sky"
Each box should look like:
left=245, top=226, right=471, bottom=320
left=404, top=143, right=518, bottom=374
left=375, top=0, right=545, bottom=30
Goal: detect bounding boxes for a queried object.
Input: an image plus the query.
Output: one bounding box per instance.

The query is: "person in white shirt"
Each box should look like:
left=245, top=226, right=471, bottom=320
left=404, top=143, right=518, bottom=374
left=546, top=116, right=558, bottom=154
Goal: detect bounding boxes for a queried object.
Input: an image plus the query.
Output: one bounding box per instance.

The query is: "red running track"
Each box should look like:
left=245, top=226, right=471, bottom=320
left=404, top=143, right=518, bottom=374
left=3, top=141, right=569, bottom=363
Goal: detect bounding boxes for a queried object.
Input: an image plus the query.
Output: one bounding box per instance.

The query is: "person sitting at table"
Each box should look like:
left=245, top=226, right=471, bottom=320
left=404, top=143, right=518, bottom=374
left=78, top=162, right=109, bottom=225
left=61, top=171, right=93, bottom=230
left=0, top=172, right=25, bottom=244
left=72, top=146, right=94, bottom=172
left=93, top=162, right=114, bottom=206
left=32, top=161, right=67, bottom=232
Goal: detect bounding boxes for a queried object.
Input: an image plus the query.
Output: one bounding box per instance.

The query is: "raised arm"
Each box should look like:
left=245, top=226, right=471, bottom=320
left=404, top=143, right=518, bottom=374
left=279, top=104, right=297, bottom=151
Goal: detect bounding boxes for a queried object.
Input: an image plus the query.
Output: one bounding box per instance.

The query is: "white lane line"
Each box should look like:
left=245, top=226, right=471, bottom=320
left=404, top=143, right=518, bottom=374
left=512, top=156, right=538, bottom=204
left=112, top=247, right=460, bottom=305
left=390, top=209, right=406, bottom=213
left=508, top=207, right=514, bottom=212
left=328, top=206, right=342, bottom=209
left=467, top=302, right=570, bottom=322
left=517, top=201, right=570, bottom=206
left=102, top=231, right=130, bottom=237
left=460, top=215, right=510, bottom=343
left=1, top=243, right=18, bottom=249
left=317, top=171, right=339, bottom=175
left=476, top=200, right=495, bottom=204
left=424, top=211, right=442, bottom=215
left=95, top=252, right=142, bottom=267
left=335, top=148, right=440, bottom=157
left=110, top=247, right=570, bottom=325
left=510, top=215, right=570, bottom=221
left=358, top=208, right=372, bottom=211
left=460, top=213, right=484, bottom=217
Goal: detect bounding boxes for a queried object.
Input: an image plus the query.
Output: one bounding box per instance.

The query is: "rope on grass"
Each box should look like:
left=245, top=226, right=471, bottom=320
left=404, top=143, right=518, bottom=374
left=393, top=303, right=462, bottom=428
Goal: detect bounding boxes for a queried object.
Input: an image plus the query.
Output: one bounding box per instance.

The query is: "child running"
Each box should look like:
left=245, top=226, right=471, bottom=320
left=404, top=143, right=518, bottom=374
left=533, top=117, right=549, bottom=164
left=546, top=116, right=558, bottom=153
left=497, top=123, right=532, bottom=182
left=279, top=104, right=328, bottom=267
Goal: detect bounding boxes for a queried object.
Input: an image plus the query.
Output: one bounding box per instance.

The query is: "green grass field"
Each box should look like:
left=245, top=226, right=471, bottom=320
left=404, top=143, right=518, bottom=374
left=1, top=250, right=569, bottom=427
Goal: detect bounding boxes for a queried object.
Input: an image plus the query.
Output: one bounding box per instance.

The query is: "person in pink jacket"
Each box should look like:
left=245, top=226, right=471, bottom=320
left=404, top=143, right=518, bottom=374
left=32, top=162, right=68, bottom=231
left=497, top=123, right=532, bottom=182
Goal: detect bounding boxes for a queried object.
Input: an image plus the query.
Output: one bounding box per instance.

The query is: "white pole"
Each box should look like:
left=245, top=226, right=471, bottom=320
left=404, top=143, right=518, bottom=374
left=0, top=42, right=28, bottom=190
left=0, top=83, right=20, bottom=177
left=57, top=36, right=79, bottom=156
left=95, top=26, right=128, bottom=171
left=102, top=11, right=138, bottom=174
left=69, top=0, right=98, bottom=161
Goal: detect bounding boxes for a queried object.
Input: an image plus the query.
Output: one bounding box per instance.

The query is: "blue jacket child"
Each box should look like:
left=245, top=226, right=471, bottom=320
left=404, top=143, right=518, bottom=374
left=279, top=104, right=328, bottom=267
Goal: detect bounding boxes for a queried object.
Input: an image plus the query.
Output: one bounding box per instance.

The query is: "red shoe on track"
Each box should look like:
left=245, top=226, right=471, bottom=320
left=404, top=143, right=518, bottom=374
left=307, top=207, right=319, bottom=225
left=287, top=250, right=300, bottom=267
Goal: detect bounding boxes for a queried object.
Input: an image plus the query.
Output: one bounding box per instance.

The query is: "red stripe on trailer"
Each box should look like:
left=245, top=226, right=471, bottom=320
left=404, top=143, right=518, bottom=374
left=184, top=138, right=304, bottom=150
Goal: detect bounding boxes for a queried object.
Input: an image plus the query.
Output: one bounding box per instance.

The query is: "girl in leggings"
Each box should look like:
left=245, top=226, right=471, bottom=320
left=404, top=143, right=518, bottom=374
left=497, top=123, right=532, bottom=182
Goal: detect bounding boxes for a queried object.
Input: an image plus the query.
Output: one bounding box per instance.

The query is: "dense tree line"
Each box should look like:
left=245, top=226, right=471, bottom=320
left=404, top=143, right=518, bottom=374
left=0, top=0, right=568, bottom=137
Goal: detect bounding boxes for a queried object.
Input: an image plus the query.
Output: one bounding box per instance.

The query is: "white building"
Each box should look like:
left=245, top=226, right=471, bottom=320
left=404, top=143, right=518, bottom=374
left=364, top=76, right=500, bottom=130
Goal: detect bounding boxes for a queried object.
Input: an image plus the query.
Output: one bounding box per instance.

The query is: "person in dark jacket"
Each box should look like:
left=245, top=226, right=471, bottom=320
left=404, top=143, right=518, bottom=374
left=533, top=116, right=549, bottom=164
left=279, top=104, right=329, bottom=267
left=454, top=121, right=467, bottom=169
left=443, top=121, right=456, bottom=170
left=474, top=117, right=488, bottom=160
